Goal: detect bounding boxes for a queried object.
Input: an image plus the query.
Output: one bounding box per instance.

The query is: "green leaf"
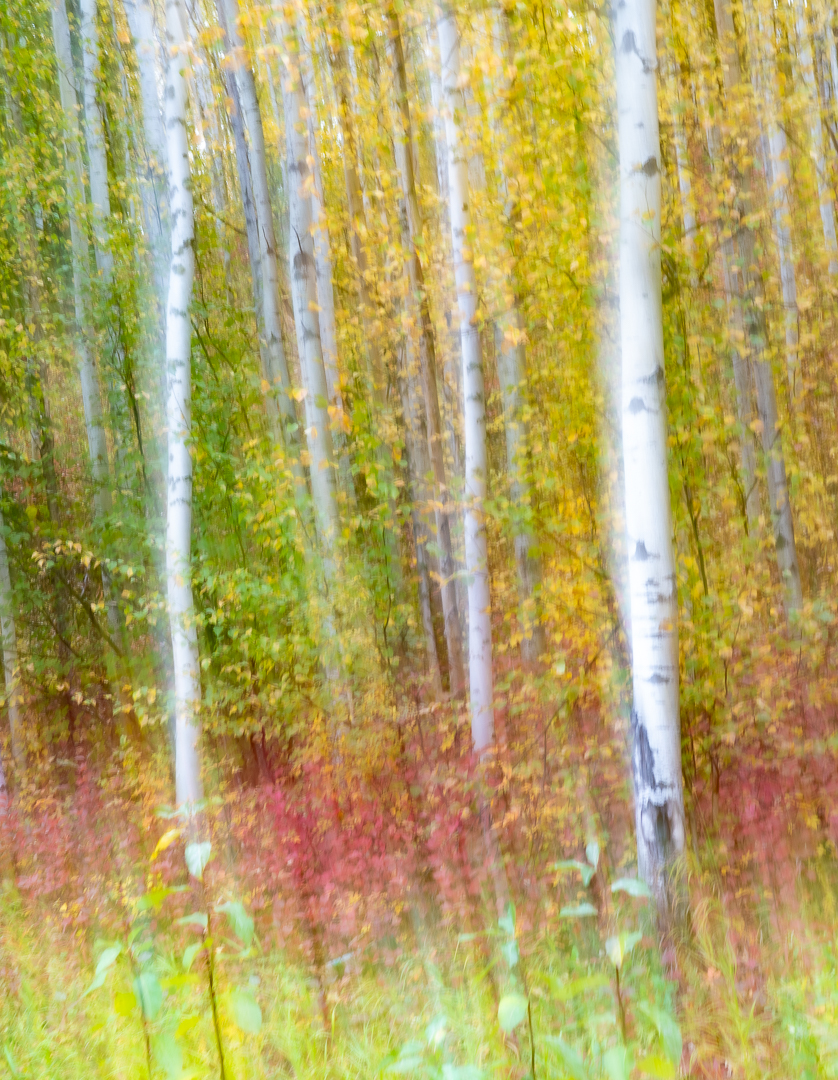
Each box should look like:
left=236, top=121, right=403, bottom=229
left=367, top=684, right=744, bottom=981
left=216, top=900, right=254, bottom=947
left=544, top=1036, right=588, bottom=1080
left=554, top=860, right=595, bottom=887
left=602, top=1045, right=633, bottom=1080
left=135, top=887, right=186, bottom=913
left=95, top=944, right=122, bottom=978
left=498, top=903, right=516, bottom=937
left=611, top=877, right=652, bottom=899
left=385, top=1058, right=424, bottom=1075
left=605, top=931, right=642, bottom=970
left=182, top=943, right=203, bottom=972
left=442, top=1067, right=482, bottom=1080
left=559, top=902, right=598, bottom=919
left=229, top=988, right=261, bottom=1034
left=636, top=1053, right=676, bottom=1079
left=497, top=993, right=529, bottom=1033
left=83, top=969, right=108, bottom=997
left=637, top=1003, right=682, bottom=1064
left=185, top=841, right=212, bottom=881
left=585, top=840, right=600, bottom=869
left=113, top=990, right=136, bottom=1016
left=177, top=912, right=208, bottom=932
left=3, top=1045, right=22, bottom=1078
left=154, top=1033, right=183, bottom=1080
left=133, top=972, right=163, bottom=1020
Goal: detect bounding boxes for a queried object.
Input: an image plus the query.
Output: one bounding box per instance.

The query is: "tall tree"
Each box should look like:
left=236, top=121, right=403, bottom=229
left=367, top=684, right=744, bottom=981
left=615, top=0, right=686, bottom=908
left=389, top=6, right=466, bottom=698
left=713, top=0, right=803, bottom=612
left=163, top=0, right=201, bottom=808
left=217, top=0, right=300, bottom=464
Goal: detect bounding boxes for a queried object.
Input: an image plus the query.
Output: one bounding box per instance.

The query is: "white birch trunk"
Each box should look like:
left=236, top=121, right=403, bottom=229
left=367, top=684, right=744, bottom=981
left=615, top=0, right=685, bottom=904
left=54, top=0, right=112, bottom=520
left=753, top=10, right=800, bottom=402
left=123, top=0, right=170, bottom=319
left=438, top=9, right=494, bottom=753
left=297, top=13, right=340, bottom=408
left=795, top=0, right=838, bottom=275
left=278, top=16, right=340, bottom=561
left=219, top=0, right=299, bottom=458
left=390, top=7, right=466, bottom=698
left=164, top=0, right=201, bottom=809
left=487, top=9, right=545, bottom=662
left=0, top=505, right=22, bottom=772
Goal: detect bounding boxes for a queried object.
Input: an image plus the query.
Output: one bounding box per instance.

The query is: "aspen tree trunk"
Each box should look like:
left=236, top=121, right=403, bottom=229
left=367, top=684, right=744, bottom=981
left=277, top=13, right=340, bottom=563
left=439, top=6, right=514, bottom=929
left=398, top=339, right=445, bottom=696
left=487, top=9, right=545, bottom=663
left=753, top=11, right=800, bottom=402
left=164, top=0, right=201, bottom=808
left=0, top=506, right=22, bottom=772
left=297, top=16, right=360, bottom=507
left=218, top=0, right=300, bottom=461
left=297, top=14, right=340, bottom=407
left=794, top=0, right=838, bottom=275
left=438, top=9, right=494, bottom=756
left=713, top=0, right=803, bottom=612
left=53, top=0, right=123, bottom=640
left=123, top=0, right=170, bottom=319
left=694, top=65, right=760, bottom=530
left=389, top=6, right=466, bottom=699
left=615, top=0, right=685, bottom=907
left=79, top=0, right=135, bottom=489
left=224, top=69, right=268, bottom=374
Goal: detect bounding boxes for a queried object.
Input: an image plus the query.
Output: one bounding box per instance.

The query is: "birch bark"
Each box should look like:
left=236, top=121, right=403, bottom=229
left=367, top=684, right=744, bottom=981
left=53, top=0, right=124, bottom=652
left=277, top=14, right=340, bottom=564
left=615, top=0, right=685, bottom=906
left=218, top=0, right=299, bottom=459
left=123, top=0, right=170, bottom=320
left=438, top=8, right=494, bottom=753
left=752, top=10, right=800, bottom=402
left=389, top=6, right=466, bottom=698
left=163, top=0, right=202, bottom=808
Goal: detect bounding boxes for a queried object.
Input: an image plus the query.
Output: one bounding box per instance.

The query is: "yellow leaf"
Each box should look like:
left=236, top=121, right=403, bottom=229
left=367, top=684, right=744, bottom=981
left=151, top=828, right=182, bottom=860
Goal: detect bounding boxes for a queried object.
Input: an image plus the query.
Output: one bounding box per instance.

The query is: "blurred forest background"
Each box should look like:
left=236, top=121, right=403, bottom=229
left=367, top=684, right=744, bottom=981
left=1, top=0, right=838, bottom=1075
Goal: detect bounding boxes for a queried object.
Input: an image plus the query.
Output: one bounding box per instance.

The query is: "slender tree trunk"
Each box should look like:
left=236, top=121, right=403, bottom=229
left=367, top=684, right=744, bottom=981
left=53, top=0, right=125, bottom=655
left=794, top=0, right=838, bottom=275
left=277, top=14, right=340, bottom=565
left=437, top=9, right=494, bottom=755
left=438, top=6, right=516, bottom=935
left=223, top=69, right=268, bottom=379
left=753, top=10, right=800, bottom=403
left=695, top=68, right=760, bottom=531
left=487, top=9, right=545, bottom=663
left=397, top=338, right=444, bottom=696
left=713, top=0, right=803, bottom=612
left=0, top=505, right=23, bottom=773
left=164, top=0, right=201, bottom=808
left=218, top=0, right=300, bottom=463
left=615, top=0, right=686, bottom=910
left=123, top=0, right=169, bottom=321
left=389, top=6, right=466, bottom=698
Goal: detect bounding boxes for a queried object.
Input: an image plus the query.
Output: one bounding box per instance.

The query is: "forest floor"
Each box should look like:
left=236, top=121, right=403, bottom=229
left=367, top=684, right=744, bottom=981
left=1, top=652, right=838, bottom=1079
